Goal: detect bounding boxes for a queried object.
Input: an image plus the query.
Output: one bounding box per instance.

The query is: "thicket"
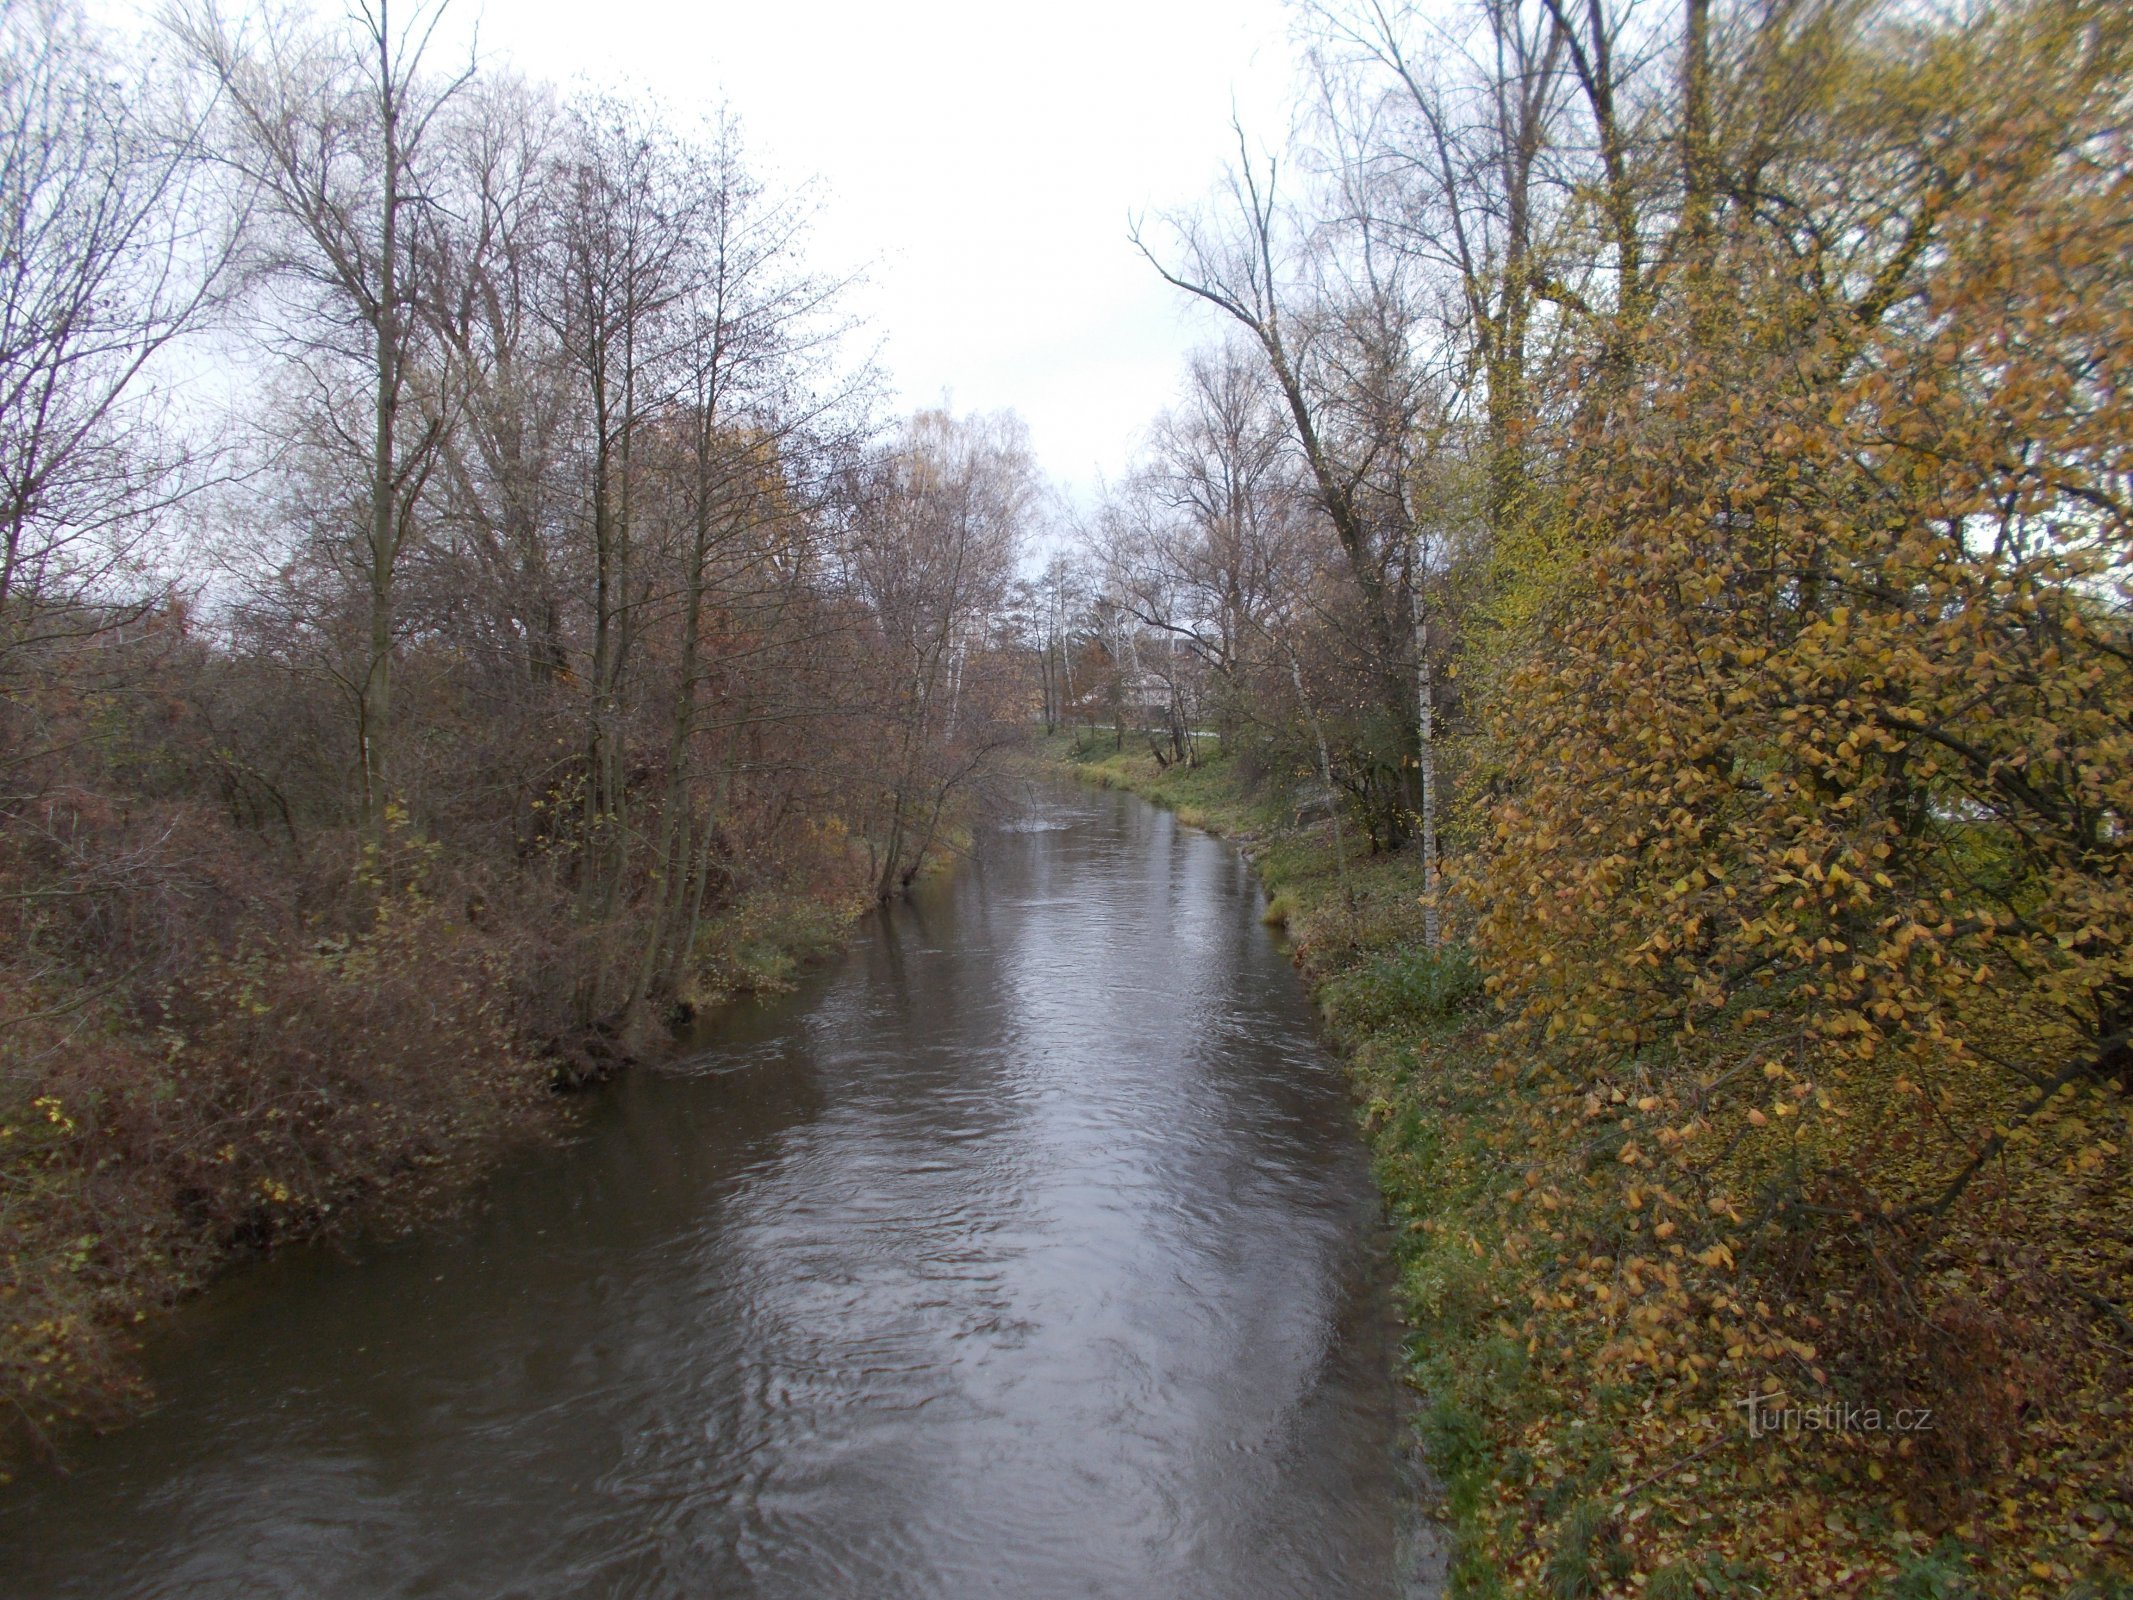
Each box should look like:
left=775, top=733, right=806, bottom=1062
left=1070, top=715, right=2126, bottom=1594
left=1066, top=0, right=2132, bottom=1591
left=1, top=1, right=1037, bottom=1468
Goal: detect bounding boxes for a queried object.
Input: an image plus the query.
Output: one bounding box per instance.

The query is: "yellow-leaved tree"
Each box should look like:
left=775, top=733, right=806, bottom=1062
left=1470, top=0, right=2132, bottom=1510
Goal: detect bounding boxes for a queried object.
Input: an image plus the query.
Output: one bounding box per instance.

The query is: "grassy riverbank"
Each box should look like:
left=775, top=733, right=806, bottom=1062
left=1052, top=732, right=2130, bottom=1600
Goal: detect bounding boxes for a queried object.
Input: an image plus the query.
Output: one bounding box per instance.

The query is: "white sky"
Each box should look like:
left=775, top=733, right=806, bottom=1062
left=444, top=0, right=1308, bottom=507
left=89, top=0, right=1315, bottom=506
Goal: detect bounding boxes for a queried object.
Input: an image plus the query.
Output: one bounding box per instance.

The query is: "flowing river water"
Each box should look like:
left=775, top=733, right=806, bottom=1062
left=0, top=784, right=1429, bottom=1598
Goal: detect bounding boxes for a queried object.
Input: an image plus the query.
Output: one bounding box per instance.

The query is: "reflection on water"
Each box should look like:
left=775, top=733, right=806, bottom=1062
left=0, top=785, right=1421, bottom=1598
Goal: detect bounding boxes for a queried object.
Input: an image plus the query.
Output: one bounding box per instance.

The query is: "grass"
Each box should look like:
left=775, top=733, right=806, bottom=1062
left=689, top=886, right=868, bottom=1004
left=1043, top=728, right=2133, bottom=1598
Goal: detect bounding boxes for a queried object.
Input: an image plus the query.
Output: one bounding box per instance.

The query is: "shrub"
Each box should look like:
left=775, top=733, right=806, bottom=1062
left=1322, top=941, right=1482, bottom=1036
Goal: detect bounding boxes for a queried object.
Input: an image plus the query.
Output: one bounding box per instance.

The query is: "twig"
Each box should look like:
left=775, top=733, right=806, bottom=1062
left=1612, top=1433, right=1728, bottom=1507
left=0, top=965, right=141, bottom=1030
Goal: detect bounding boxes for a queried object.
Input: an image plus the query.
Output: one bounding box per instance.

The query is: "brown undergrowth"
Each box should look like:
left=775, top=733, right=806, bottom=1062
left=0, top=804, right=869, bottom=1479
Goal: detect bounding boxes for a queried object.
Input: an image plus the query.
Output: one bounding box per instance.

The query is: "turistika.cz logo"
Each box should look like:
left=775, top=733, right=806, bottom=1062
left=1731, top=1393, right=1935, bottom=1440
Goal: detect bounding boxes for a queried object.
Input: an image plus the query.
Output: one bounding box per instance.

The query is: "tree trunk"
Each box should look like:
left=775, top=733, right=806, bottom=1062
left=1414, top=609, right=1440, bottom=947
left=1288, top=648, right=1351, bottom=903
left=361, top=24, right=402, bottom=836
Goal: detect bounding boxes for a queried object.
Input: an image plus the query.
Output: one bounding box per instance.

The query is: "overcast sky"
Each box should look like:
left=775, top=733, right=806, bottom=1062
left=84, top=0, right=1314, bottom=506
left=88, top=0, right=1316, bottom=505
left=415, top=0, right=1312, bottom=507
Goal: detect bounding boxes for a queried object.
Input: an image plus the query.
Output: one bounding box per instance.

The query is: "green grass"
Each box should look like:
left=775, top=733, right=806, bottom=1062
left=1321, top=942, right=1482, bottom=1035
left=1047, top=728, right=1276, bottom=833
left=689, top=887, right=866, bottom=1003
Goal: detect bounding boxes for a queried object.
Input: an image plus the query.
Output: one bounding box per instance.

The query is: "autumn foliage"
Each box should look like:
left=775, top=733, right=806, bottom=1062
left=1456, top=0, right=2133, bottom=1587
left=0, top=3, right=1036, bottom=1473
left=1106, top=0, right=2133, bottom=1588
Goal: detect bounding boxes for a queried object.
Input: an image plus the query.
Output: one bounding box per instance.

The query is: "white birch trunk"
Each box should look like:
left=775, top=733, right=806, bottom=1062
left=1415, top=610, right=1440, bottom=948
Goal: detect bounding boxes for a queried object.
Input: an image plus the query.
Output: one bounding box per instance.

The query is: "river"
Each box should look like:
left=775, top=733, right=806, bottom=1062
left=0, top=783, right=1425, bottom=1598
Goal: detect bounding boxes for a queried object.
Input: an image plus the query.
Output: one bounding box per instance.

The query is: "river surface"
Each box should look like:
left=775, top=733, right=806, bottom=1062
left=0, top=784, right=1421, bottom=1599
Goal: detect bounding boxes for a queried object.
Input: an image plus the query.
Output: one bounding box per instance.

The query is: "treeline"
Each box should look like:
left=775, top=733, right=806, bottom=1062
left=0, top=1, right=1035, bottom=1458
left=1057, top=0, right=2131, bottom=1589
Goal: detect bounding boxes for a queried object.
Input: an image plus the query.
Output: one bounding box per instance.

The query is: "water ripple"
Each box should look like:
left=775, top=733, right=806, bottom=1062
left=0, top=785, right=1407, bottom=1599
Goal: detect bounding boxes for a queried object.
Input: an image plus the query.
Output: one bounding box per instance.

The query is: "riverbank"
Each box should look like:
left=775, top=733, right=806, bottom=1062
left=0, top=862, right=870, bottom=1483
left=1049, top=732, right=2128, bottom=1599
left=0, top=776, right=1406, bottom=1598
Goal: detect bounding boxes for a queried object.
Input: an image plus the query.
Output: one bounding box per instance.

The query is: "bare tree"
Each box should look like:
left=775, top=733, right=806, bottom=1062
left=1105, top=343, right=1304, bottom=746
left=1305, top=0, right=1572, bottom=536
left=626, top=117, right=847, bottom=1007
left=1134, top=136, right=1459, bottom=857
left=420, top=73, right=572, bottom=695
left=168, top=0, right=474, bottom=832
left=1021, top=549, right=1090, bottom=737
left=0, top=1, right=229, bottom=651
left=843, top=409, right=1033, bottom=900
left=539, top=92, right=702, bottom=915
